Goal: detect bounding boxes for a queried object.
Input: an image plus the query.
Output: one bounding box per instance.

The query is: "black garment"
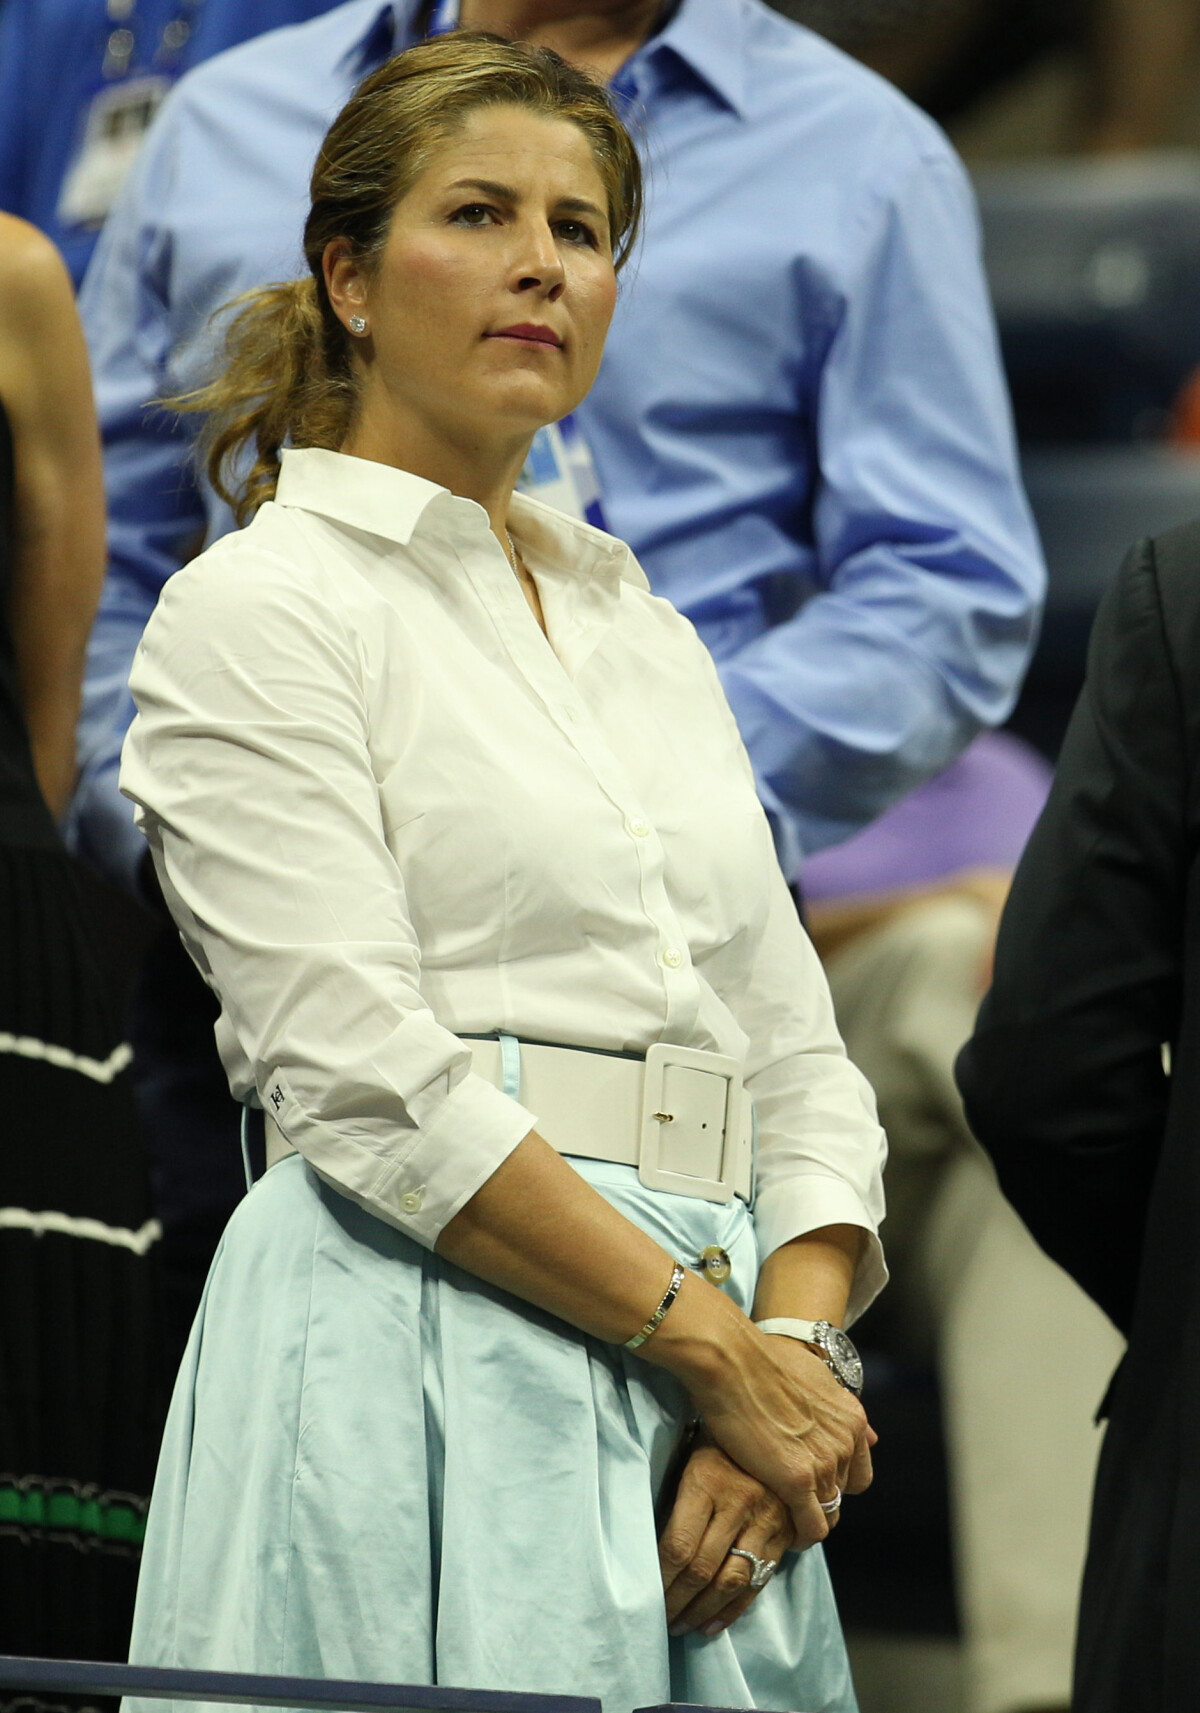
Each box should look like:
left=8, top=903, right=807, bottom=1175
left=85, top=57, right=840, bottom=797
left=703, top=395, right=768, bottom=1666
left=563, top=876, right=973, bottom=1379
left=956, top=519, right=1200, bottom=1713
left=128, top=922, right=244, bottom=1373
left=0, top=398, right=162, bottom=1673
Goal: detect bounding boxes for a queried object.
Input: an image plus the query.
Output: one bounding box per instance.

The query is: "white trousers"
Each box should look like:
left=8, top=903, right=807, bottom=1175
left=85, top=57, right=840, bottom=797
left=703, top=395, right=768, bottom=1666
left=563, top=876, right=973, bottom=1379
left=824, top=895, right=1125, bottom=1713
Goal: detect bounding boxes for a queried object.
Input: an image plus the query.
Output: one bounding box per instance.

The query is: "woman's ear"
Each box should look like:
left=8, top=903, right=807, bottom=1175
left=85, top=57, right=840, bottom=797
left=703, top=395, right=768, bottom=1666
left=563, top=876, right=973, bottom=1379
left=323, top=238, right=369, bottom=335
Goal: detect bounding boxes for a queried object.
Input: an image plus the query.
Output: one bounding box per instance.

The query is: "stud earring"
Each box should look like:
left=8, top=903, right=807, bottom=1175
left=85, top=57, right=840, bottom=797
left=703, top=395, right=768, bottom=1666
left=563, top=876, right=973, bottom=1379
left=348, top=315, right=367, bottom=335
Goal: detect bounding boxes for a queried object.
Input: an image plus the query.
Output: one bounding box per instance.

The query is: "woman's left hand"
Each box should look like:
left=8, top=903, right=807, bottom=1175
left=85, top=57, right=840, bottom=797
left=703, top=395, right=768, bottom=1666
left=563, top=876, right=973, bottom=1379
left=659, top=1433, right=797, bottom=1637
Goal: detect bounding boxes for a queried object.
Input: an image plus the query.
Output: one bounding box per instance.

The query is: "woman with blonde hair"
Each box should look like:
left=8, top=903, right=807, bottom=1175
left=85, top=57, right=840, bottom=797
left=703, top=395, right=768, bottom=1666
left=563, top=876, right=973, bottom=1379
left=122, top=32, right=886, bottom=1713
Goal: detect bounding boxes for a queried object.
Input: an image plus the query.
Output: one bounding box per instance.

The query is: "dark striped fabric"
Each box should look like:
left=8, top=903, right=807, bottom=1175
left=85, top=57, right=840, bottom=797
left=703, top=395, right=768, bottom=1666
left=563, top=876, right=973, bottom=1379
left=0, top=398, right=164, bottom=1683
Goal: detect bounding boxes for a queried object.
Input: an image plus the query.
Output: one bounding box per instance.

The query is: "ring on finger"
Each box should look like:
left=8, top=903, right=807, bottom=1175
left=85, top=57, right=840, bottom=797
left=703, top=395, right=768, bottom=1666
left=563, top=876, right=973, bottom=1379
left=727, top=1546, right=778, bottom=1589
left=818, top=1487, right=842, bottom=1515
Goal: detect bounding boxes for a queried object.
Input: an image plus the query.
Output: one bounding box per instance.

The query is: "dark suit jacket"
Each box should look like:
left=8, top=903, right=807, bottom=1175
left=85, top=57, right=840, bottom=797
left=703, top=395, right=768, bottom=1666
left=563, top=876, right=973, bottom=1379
left=957, top=519, right=1200, bottom=1713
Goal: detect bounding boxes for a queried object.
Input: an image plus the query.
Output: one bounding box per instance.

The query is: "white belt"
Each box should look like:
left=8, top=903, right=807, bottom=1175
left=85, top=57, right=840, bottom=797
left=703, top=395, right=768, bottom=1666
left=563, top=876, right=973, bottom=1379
left=263, top=1038, right=753, bottom=1204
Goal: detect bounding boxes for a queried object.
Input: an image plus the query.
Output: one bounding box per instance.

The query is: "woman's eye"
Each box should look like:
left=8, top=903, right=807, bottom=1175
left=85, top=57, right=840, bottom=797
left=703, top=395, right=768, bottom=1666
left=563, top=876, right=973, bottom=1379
left=557, top=219, right=597, bottom=247
left=451, top=203, right=497, bottom=227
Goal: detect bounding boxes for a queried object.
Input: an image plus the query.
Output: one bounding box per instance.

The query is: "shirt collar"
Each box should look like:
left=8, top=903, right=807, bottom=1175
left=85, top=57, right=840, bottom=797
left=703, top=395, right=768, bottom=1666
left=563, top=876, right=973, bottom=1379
left=272, top=447, right=649, bottom=592
left=333, top=0, right=421, bottom=77
left=336, top=0, right=749, bottom=117
left=634, top=0, right=749, bottom=119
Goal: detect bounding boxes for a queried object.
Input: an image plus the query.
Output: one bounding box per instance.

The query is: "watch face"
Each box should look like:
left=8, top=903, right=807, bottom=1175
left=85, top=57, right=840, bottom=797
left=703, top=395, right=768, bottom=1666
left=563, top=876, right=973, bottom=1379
left=821, top=1324, right=864, bottom=1395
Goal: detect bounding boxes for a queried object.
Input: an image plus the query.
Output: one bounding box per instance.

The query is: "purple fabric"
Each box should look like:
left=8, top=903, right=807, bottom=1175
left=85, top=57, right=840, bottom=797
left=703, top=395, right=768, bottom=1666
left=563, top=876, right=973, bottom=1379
left=800, top=731, right=1052, bottom=903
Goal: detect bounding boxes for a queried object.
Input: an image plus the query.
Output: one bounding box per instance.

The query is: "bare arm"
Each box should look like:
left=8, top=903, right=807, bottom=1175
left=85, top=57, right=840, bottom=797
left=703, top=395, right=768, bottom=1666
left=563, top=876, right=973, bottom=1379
left=651, top=1223, right=875, bottom=1634
left=0, top=214, right=105, bottom=819
left=441, top=1134, right=876, bottom=1639
left=805, top=866, right=1011, bottom=965
left=438, top=1134, right=871, bottom=1534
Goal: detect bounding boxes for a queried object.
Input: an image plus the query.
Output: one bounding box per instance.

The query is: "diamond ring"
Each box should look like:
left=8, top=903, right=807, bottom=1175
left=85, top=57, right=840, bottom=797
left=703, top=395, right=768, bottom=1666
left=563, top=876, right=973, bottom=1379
left=727, top=1546, right=778, bottom=1589
left=818, top=1487, right=842, bottom=1515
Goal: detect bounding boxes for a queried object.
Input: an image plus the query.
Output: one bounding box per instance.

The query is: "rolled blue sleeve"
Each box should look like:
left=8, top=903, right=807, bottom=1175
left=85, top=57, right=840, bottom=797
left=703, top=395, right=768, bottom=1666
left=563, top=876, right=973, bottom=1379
left=71, top=120, right=210, bottom=892
left=720, top=146, right=1043, bottom=874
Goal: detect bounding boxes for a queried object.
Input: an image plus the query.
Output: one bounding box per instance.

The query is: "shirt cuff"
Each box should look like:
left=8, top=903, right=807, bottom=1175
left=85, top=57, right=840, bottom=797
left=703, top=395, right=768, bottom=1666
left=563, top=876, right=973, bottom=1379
left=753, top=1171, right=888, bottom=1328
left=269, top=1065, right=538, bottom=1248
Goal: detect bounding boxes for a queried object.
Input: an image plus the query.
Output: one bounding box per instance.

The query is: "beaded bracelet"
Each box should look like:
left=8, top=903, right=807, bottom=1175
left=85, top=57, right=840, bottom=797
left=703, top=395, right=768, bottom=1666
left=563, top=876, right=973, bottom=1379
left=624, top=1260, right=687, bottom=1351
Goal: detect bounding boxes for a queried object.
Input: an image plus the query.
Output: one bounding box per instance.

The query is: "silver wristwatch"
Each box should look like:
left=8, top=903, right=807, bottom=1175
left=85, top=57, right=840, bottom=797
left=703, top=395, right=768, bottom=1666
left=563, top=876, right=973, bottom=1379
left=755, top=1317, right=864, bottom=1396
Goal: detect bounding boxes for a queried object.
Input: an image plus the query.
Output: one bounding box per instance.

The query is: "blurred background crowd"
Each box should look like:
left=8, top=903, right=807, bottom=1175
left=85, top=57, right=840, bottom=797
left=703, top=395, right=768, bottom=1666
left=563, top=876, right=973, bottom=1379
left=4, top=1, right=1200, bottom=1711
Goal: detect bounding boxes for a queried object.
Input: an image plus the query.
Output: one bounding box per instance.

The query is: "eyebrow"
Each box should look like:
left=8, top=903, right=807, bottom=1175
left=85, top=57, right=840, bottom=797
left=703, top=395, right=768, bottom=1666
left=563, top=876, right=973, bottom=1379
left=446, top=177, right=608, bottom=223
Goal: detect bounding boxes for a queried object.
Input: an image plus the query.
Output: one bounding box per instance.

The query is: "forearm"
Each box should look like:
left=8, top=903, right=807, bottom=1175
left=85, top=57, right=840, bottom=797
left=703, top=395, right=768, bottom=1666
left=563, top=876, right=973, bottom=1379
left=806, top=867, right=1013, bottom=962
left=437, top=1129, right=750, bottom=1389
left=805, top=892, right=918, bottom=962
left=751, top=1225, right=865, bottom=1327
left=0, top=218, right=105, bottom=820
left=440, top=1134, right=873, bottom=1534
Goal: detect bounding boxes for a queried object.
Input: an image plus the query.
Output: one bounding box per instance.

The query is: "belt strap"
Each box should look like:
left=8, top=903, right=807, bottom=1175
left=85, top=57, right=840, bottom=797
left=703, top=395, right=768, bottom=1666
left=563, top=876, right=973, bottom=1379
left=263, top=1037, right=752, bottom=1204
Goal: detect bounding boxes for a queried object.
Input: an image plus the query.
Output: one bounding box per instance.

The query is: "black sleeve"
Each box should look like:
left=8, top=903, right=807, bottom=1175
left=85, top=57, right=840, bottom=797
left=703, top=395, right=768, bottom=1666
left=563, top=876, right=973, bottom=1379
left=956, top=535, right=1191, bottom=1333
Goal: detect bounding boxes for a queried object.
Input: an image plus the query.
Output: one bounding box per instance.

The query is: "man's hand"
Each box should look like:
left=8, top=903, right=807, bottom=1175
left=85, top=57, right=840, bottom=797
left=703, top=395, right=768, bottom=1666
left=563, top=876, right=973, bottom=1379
left=659, top=1436, right=795, bottom=1637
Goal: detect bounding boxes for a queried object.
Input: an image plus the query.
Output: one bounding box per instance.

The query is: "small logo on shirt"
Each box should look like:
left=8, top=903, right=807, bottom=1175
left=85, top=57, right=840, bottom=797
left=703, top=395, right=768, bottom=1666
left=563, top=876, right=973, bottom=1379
left=269, top=1085, right=285, bottom=1111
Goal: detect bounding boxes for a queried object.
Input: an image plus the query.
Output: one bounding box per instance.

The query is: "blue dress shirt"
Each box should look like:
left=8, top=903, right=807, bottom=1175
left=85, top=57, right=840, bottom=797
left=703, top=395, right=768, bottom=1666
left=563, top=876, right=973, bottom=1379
left=0, top=0, right=338, bottom=286
left=74, top=0, right=1045, bottom=889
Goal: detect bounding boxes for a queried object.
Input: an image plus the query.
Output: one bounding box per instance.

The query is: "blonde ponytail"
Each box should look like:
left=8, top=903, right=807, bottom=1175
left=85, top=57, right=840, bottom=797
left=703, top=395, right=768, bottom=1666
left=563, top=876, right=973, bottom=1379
left=175, top=276, right=354, bottom=527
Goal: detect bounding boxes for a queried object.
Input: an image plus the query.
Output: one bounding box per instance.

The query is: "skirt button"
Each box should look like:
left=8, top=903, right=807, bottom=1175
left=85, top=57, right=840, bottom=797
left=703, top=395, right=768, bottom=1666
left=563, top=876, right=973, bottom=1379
left=697, top=1244, right=732, bottom=1284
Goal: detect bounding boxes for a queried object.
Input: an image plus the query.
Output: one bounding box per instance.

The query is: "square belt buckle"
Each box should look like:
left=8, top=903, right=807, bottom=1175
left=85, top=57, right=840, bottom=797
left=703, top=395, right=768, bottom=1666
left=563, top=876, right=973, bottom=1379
left=638, top=1043, right=742, bottom=1203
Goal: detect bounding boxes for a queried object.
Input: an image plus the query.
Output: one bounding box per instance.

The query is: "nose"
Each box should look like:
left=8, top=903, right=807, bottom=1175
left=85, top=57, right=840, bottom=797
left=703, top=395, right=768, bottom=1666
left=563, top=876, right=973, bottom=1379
left=511, top=217, right=565, bottom=301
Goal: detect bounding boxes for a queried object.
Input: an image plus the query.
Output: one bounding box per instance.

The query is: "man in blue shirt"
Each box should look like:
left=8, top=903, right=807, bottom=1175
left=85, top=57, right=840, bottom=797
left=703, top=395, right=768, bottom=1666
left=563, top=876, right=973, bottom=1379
left=0, top=0, right=339, bottom=286
left=74, top=0, right=1044, bottom=896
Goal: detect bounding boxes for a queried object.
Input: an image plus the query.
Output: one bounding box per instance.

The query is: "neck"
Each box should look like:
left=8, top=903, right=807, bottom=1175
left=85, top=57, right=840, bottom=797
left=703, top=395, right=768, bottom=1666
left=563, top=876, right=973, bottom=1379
left=456, top=0, right=664, bottom=78
left=340, top=414, right=529, bottom=545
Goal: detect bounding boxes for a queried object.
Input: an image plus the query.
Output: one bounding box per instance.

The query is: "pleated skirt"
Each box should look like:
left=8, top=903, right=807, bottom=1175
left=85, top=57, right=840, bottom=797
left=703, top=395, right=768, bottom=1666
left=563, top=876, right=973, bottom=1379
left=127, top=1153, right=857, bottom=1713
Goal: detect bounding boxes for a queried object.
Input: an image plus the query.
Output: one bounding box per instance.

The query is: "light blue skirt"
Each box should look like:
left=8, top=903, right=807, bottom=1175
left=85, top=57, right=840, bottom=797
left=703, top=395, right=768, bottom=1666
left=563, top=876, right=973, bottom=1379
left=127, top=1155, right=857, bottom=1713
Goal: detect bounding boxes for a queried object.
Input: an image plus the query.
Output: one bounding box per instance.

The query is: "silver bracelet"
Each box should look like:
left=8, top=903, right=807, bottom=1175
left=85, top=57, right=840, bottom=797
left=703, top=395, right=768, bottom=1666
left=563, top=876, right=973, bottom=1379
left=624, top=1260, right=687, bottom=1351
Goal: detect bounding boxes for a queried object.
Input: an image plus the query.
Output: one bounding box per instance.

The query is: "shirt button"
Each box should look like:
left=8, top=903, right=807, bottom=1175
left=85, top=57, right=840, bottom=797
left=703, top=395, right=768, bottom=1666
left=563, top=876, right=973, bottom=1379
left=662, top=947, right=683, bottom=970
left=697, top=1245, right=733, bottom=1285
left=629, top=818, right=651, bottom=838
left=401, top=1190, right=424, bottom=1214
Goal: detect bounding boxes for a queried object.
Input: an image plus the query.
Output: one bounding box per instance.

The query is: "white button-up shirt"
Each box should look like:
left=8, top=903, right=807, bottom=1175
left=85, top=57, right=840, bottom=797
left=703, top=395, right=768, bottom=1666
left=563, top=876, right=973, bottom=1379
left=121, top=448, right=887, bottom=1319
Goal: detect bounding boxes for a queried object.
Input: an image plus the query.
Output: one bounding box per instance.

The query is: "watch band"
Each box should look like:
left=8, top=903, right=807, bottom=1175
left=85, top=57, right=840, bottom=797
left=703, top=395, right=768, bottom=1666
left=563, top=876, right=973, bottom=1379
left=754, top=1317, right=822, bottom=1342
left=756, top=1316, right=863, bottom=1396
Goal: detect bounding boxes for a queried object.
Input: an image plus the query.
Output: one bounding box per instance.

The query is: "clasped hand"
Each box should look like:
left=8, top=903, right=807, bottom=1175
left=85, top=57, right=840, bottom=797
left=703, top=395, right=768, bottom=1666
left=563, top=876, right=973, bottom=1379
left=660, top=1342, right=875, bottom=1636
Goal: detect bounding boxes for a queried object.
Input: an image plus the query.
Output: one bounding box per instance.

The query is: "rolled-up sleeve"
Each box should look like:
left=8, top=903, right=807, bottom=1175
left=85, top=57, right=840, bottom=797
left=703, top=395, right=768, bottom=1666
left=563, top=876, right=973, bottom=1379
left=120, top=545, right=537, bottom=1246
left=740, top=859, right=888, bottom=1326
left=698, top=649, right=888, bottom=1325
